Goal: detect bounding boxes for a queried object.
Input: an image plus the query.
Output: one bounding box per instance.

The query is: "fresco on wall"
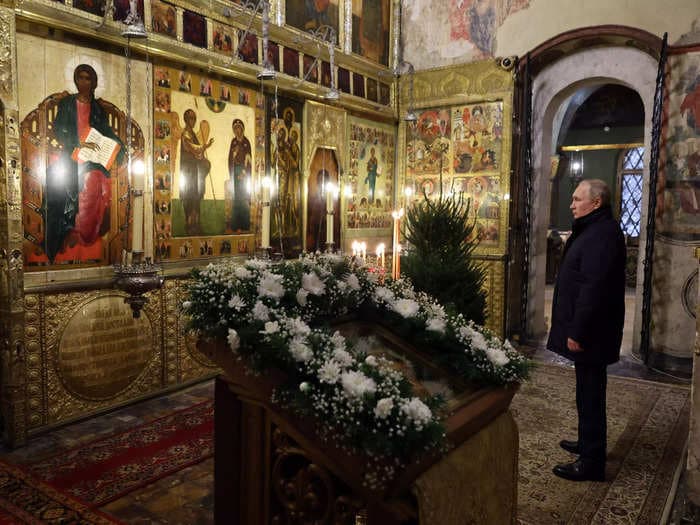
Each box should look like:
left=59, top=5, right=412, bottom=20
left=269, top=98, right=304, bottom=256
left=405, top=102, right=504, bottom=248
left=659, top=53, right=700, bottom=243
left=347, top=118, right=394, bottom=231
left=449, top=0, right=530, bottom=56
left=152, top=66, right=265, bottom=261
left=20, top=56, right=143, bottom=269
left=351, top=0, right=390, bottom=66
left=286, top=0, right=339, bottom=37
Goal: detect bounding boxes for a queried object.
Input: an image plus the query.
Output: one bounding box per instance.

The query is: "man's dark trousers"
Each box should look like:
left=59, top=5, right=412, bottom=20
left=575, top=362, right=607, bottom=464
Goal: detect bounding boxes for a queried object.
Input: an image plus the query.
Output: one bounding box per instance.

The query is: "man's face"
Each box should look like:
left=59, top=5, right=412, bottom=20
left=75, top=70, right=94, bottom=93
left=570, top=182, right=600, bottom=219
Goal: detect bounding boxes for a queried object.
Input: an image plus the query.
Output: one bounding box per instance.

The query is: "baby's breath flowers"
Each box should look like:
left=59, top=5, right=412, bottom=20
left=184, top=253, right=530, bottom=476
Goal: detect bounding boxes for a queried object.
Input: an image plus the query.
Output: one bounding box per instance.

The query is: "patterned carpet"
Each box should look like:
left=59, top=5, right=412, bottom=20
left=512, top=364, right=690, bottom=524
left=28, top=400, right=214, bottom=507
left=0, top=458, right=121, bottom=524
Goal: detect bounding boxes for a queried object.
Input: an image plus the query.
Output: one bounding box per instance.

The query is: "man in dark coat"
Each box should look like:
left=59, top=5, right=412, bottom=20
left=547, top=179, right=626, bottom=482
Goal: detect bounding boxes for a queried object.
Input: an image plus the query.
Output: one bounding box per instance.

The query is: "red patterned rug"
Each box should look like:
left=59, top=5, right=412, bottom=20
left=0, top=458, right=121, bottom=524
left=28, top=400, right=214, bottom=507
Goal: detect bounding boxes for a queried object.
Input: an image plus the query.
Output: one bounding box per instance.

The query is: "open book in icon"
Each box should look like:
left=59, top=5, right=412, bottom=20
left=72, top=127, right=121, bottom=170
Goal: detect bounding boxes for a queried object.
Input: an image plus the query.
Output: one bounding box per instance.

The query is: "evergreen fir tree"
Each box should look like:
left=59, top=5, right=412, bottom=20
left=401, top=190, right=487, bottom=325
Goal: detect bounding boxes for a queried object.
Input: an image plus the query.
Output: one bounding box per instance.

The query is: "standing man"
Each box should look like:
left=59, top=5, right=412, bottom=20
left=547, top=179, right=626, bottom=482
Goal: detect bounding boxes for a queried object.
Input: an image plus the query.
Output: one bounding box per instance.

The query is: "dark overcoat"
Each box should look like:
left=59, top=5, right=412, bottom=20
left=546, top=206, right=626, bottom=365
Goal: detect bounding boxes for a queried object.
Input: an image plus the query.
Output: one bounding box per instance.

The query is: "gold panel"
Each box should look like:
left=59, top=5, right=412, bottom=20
left=25, top=289, right=165, bottom=429
left=165, top=278, right=218, bottom=386
left=57, top=296, right=153, bottom=400
left=478, top=257, right=506, bottom=338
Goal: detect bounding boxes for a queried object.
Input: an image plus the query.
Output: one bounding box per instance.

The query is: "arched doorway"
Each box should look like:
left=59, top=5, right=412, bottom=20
left=544, top=84, right=645, bottom=357
left=521, top=29, right=660, bottom=358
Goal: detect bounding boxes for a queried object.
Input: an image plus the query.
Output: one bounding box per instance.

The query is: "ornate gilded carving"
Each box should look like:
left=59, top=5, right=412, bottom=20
left=305, top=101, right=347, bottom=169
left=0, top=8, right=12, bottom=95
left=24, top=290, right=164, bottom=427
left=270, top=427, right=365, bottom=525
left=167, top=278, right=218, bottom=386
left=400, top=59, right=513, bottom=107
left=477, top=257, right=506, bottom=337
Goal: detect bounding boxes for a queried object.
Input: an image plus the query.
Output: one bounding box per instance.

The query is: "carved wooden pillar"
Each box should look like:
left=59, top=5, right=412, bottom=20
left=0, top=1, right=27, bottom=448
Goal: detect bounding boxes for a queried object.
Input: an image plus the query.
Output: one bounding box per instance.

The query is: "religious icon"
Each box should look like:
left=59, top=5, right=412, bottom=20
left=227, top=119, right=252, bottom=232
left=44, top=64, right=125, bottom=263
left=179, top=109, right=214, bottom=235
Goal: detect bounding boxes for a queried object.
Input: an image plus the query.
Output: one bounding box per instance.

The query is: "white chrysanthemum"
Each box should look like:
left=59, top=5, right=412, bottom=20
left=401, top=397, right=432, bottom=426
left=333, top=348, right=354, bottom=367
left=341, top=370, right=377, bottom=398
left=484, top=346, right=509, bottom=366
left=285, top=317, right=311, bottom=337
left=296, top=288, right=309, bottom=306
left=289, top=339, right=313, bottom=362
left=246, top=259, right=269, bottom=270
left=345, top=273, right=361, bottom=291
left=374, top=397, right=394, bottom=418
left=337, top=281, right=347, bottom=292
left=252, top=301, right=270, bottom=321
left=428, top=303, right=446, bottom=319
left=318, top=361, right=342, bottom=384
left=365, top=270, right=379, bottom=282
left=302, top=272, right=326, bottom=296
left=364, top=355, right=378, bottom=366
left=262, top=321, right=280, bottom=334
left=426, top=317, right=446, bottom=333
left=258, top=272, right=285, bottom=300
left=330, top=331, right=346, bottom=351
left=235, top=266, right=253, bottom=279
left=182, top=301, right=192, bottom=310
left=391, top=298, right=420, bottom=318
left=299, top=382, right=311, bottom=392
left=228, top=295, right=246, bottom=310
left=373, top=286, right=394, bottom=302
left=227, top=328, right=240, bottom=352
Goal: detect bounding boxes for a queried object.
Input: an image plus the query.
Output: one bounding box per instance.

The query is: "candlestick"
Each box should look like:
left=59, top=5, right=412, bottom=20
left=261, top=176, right=271, bottom=248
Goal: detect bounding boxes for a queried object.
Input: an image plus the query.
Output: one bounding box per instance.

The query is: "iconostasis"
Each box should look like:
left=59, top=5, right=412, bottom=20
left=398, top=60, right=516, bottom=334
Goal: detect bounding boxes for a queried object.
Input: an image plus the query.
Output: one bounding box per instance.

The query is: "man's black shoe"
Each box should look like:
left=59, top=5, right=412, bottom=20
left=559, top=439, right=580, bottom=454
left=552, top=459, right=605, bottom=482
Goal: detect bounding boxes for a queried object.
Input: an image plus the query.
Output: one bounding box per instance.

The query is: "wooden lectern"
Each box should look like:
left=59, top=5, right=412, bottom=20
left=199, top=321, right=519, bottom=524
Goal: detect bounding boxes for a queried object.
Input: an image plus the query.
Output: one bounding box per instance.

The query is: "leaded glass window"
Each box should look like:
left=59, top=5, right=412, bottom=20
left=619, top=147, right=644, bottom=237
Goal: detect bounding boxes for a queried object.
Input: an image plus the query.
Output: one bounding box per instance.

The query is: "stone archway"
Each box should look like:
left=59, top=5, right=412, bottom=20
left=527, top=45, right=658, bottom=353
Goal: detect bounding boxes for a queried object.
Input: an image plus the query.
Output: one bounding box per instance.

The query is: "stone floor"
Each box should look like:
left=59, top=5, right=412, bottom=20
left=0, top=344, right=698, bottom=523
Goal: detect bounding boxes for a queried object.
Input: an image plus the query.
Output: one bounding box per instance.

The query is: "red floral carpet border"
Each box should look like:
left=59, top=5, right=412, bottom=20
left=0, top=457, right=121, bottom=524
left=28, top=400, right=214, bottom=507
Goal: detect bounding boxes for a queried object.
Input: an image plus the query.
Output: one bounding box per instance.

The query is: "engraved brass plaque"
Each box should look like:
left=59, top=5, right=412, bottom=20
left=57, top=296, right=153, bottom=400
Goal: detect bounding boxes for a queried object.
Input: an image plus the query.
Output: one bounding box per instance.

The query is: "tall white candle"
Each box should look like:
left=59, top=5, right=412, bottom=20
left=261, top=177, right=271, bottom=248
left=326, top=183, right=334, bottom=246
left=131, top=159, right=145, bottom=253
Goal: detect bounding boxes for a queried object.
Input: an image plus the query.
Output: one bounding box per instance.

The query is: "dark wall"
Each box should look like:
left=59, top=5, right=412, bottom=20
left=551, top=126, right=643, bottom=231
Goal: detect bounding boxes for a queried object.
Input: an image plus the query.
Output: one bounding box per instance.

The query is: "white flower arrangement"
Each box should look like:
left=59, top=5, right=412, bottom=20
left=185, top=253, right=530, bottom=468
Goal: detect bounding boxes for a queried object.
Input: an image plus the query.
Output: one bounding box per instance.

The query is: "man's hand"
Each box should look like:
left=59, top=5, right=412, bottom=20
left=567, top=337, right=584, bottom=352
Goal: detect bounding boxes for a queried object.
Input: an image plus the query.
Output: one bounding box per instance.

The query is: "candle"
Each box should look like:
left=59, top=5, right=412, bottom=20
left=391, top=208, right=404, bottom=279
left=261, top=176, right=271, bottom=248
left=326, top=183, right=335, bottom=247
left=131, top=158, right=145, bottom=253
left=360, top=241, right=367, bottom=262
left=376, top=243, right=385, bottom=269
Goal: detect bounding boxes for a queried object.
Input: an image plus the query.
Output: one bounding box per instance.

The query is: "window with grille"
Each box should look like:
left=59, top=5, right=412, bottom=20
left=619, top=147, right=644, bottom=237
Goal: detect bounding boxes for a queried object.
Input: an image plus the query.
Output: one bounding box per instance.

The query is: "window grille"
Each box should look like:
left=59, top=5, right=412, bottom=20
left=619, top=147, right=644, bottom=237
